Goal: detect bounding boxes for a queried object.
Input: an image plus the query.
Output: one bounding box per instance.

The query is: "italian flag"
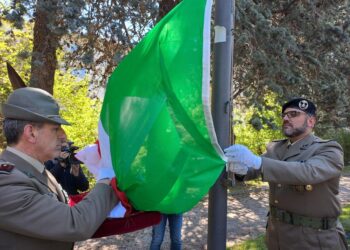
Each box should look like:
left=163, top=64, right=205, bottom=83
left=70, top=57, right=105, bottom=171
left=98, top=0, right=225, bottom=213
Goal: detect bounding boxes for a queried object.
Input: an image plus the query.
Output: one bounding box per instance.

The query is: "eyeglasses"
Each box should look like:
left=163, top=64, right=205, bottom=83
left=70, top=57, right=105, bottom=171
left=281, top=110, right=305, bottom=119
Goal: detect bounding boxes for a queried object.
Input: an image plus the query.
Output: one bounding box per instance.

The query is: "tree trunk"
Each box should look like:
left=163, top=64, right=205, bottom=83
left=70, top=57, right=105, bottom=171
left=157, top=0, right=180, bottom=21
left=30, top=0, right=59, bottom=94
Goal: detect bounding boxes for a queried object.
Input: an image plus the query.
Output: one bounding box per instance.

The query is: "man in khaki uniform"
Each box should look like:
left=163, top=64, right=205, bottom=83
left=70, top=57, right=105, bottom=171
left=225, top=98, right=348, bottom=250
left=0, top=87, right=119, bottom=250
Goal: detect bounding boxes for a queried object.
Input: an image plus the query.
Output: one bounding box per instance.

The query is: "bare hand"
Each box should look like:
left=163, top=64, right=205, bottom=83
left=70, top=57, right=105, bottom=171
left=70, top=164, right=80, bottom=176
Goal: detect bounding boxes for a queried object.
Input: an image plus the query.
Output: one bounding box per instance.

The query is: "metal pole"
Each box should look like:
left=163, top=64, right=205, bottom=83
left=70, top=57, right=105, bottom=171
left=207, top=0, right=234, bottom=249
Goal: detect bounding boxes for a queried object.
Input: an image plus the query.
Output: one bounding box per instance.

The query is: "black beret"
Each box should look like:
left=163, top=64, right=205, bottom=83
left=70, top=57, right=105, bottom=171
left=282, top=98, right=316, bottom=116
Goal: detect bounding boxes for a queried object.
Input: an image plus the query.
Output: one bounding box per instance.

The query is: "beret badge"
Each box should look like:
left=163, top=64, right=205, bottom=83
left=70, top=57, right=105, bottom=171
left=298, top=100, right=309, bottom=110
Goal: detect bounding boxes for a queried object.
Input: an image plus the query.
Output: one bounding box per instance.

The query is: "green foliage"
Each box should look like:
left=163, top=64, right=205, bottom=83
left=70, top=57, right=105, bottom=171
left=54, top=70, right=101, bottom=186
left=1, top=0, right=160, bottom=87
left=233, top=0, right=350, bottom=128
left=340, top=205, right=350, bottom=233
left=340, top=204, right=350, bottom=246
left=3, top=0, right=350, bottom=130
left=320, top=128, right=350, bottom=165
left=234, top=93, right=283, bottom=154
left=0, top=20, right=32, bottom=101
left=0, top=20, right=100, bottom=186
left=54, top=72, right=101, bottom=148
left=344, top=165, right=350, bottom=175
left=0, top=20, right=33, bottom=148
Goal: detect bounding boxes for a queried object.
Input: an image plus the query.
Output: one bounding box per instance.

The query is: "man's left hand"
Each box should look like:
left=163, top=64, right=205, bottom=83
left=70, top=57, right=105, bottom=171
left=224, top=144, right=262, bottom=170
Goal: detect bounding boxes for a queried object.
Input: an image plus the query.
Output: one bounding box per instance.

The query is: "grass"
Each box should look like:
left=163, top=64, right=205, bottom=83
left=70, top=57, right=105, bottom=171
left=227, top=235, right=267, bottom=250
left=227, top=205, right=350, bottom=249
left=340, top=205, right=350, bottom=233
left=337, top=204, right=350, bottom=247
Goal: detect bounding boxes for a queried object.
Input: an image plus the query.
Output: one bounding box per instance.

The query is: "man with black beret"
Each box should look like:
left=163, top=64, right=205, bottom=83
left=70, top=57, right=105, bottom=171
left=0, top=87, right=119, bottom=250
left=225, top=98, right=348, bottom=249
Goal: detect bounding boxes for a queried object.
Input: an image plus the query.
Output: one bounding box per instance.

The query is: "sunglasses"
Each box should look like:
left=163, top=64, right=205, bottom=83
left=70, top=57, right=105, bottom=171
left=281, top=110, right=305, bottom=119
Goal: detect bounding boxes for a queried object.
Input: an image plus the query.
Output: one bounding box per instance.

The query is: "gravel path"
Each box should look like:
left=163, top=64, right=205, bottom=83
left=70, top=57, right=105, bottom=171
left=75, top=175, right=350, bottom=250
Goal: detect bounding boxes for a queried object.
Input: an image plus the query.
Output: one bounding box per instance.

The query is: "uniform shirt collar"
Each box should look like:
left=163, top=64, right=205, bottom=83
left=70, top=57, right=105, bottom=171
left=287, top=132, right=314, bottom=148
left=6, top=146, right=45, bottom=173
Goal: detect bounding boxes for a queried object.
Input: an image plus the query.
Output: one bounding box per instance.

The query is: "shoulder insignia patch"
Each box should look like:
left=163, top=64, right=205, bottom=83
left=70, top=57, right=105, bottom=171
left=0, top=162, right=15, bottom=173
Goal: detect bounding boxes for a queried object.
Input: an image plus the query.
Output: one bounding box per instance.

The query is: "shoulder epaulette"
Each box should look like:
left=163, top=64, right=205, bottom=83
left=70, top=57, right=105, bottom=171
left=271, top=139, right=288, bottom=143
left=0, top=161, right=15, bottom=173
left=313, top=137, right=333, bottom=143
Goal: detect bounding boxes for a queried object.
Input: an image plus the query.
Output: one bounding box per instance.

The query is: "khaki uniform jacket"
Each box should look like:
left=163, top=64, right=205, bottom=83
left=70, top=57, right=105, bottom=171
left=245, top=134, right=348, bottom=250
left=0, top=149, right=118, bottom=250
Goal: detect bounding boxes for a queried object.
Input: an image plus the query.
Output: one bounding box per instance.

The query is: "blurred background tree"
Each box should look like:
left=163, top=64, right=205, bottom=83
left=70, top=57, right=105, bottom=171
left=232, top=0, right=350, bottom=162
left=0, top=20, right=32, bottom=148
left=0, top=0, right=349, bottom=164
left=0, top=0, right=178, bottom=93
left=0, top=20, right=101, bottom=184
left=233, top=0, right=350, bottom=130
left=54, top=66, right=102, bottom=185
left=234, top=92, right=283, bottom=154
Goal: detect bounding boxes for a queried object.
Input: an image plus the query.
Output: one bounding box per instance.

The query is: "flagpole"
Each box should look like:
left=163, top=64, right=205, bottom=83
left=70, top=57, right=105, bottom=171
left=207, top=0, right=234, bottom=248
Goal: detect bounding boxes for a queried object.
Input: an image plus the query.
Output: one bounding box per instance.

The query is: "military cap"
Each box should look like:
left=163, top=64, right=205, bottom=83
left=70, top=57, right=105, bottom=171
left=282, top=98, right=316, bottom=116
left=0, top=87, right=70, bottom=125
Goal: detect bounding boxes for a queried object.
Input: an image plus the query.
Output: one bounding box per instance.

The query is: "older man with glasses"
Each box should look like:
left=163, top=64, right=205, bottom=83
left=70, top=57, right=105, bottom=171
left=225, top=98, right=348, bottom=250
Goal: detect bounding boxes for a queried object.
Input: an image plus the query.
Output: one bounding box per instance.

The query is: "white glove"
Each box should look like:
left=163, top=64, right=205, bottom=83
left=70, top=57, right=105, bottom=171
left=96, top=167, right=115, bottom=181
left=226, top=161, right=249, bottom=175
left=224, top=144, right=262, bottom=170
left=75, top=144, right=116, bottom=181
left=75, top=144, right=125, bottom=218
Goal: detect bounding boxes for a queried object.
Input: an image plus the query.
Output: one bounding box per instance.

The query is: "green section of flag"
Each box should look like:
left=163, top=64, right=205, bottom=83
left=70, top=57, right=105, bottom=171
left=100, top=0, right=225, bottom=213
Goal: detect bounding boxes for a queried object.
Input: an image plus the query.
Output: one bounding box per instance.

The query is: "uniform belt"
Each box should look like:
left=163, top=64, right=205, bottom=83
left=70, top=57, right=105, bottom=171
left=269, top=206, right=338, bottom=230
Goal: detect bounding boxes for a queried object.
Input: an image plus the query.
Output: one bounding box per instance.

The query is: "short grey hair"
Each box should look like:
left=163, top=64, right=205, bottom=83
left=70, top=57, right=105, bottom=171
left=3, top=119, right=43, bottom=145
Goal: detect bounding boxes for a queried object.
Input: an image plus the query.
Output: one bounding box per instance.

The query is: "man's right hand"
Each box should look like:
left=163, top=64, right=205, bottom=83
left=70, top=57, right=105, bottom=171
left=224, top=144, right=262, bottom=170
left=226, top=161, right=249, bottom=175
left=97, top=178, right=112, bottom=185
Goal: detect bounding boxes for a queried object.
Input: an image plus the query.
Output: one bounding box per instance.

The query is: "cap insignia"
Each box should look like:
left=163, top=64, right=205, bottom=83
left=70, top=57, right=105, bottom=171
left=298, top=100, right=309, bottom=110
